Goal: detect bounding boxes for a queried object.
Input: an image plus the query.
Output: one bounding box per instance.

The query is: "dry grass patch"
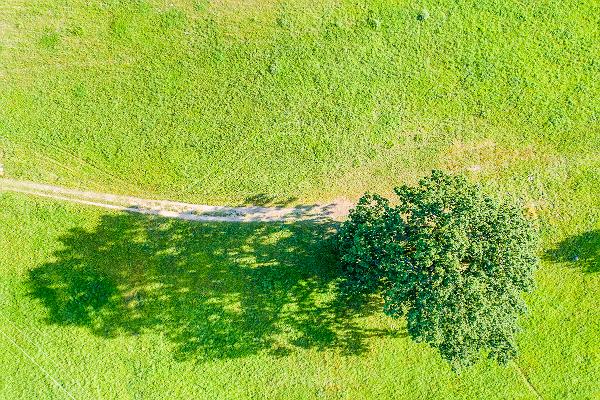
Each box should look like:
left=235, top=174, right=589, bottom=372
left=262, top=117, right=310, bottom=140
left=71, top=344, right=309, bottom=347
left=444, top=139, right=540, bottom=174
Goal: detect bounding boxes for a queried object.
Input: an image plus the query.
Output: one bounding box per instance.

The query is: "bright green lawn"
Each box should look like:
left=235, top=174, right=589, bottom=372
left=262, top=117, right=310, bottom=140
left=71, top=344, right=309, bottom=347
left=0, top=192, right=598, bottom=399
left=0, top=0, right=599, bottom=398
left=1, top=0, right=599, bottom=204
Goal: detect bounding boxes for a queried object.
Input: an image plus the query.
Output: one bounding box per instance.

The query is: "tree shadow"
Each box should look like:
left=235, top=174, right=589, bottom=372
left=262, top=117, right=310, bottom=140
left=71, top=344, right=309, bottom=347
left=28, top=213, right=397, bottom=363
left=242, top=193, right=298, bottom=207
left=543, top=229, right=600, bottom=273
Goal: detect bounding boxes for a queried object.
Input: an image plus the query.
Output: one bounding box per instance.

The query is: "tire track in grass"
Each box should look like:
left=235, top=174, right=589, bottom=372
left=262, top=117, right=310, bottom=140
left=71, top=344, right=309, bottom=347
left=0, top=313, right=88, bottom=399
left=0, top=323, right=78, bottom=400
left=0, top=178, right=352, bottom=222
left=1, top=136, right=142, bottom=195
left=512, top=361, right=544, bottom=400
left=1, top=141, right=105, bottom=192
left=19, top=137, right=133, bottom=187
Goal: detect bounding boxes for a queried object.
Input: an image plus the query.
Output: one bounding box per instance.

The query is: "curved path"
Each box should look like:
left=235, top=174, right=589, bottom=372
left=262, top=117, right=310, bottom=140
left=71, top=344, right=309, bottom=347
left=0, top=178, right=352, bottom=223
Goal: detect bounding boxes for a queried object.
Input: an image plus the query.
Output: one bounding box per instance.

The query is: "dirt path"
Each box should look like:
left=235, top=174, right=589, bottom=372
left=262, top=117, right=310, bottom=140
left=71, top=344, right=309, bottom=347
left=0, top=178, right=353, bottom=223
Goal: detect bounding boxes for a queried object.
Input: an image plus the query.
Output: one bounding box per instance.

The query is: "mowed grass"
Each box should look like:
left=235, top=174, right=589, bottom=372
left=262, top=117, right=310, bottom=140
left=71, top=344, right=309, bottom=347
left=0, top=0, right=598, bottom=204
left=0, top=192, right=598, bottom=400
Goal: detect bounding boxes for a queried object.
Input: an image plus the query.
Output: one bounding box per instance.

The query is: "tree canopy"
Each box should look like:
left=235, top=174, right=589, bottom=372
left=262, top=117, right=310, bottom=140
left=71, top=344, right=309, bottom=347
left=337, top=171, right=539, bottom=370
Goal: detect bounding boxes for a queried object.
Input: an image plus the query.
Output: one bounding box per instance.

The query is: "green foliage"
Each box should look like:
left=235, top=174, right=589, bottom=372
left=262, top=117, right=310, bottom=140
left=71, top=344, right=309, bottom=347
left=1, top=180, right=599, bottom=399
left=337, top=171, right=539, bottom=370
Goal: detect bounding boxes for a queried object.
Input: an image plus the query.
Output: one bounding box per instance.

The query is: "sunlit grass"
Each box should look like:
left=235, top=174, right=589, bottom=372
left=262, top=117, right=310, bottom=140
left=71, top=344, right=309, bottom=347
left=0, top=193, right=598, bottom=399
left=0, top=0, right=598, bottom=204
left=0, top=0, right=598, bottom=398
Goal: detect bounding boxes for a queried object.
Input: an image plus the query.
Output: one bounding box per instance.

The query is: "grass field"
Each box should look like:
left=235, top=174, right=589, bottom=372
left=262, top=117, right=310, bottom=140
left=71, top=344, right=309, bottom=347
left=1, top=0, right=599, bottom=204
left=0, top=192, right=598, bottom=399
left=0, top=0, right=599, bottom=399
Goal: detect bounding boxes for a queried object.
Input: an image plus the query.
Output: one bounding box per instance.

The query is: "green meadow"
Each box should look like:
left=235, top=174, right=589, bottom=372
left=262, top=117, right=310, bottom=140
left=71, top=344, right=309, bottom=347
left=0, top=0, right=599, bottom=398
left=0, top=193, right=598, bottom=399
left=1, top=0, right=598, bottom=204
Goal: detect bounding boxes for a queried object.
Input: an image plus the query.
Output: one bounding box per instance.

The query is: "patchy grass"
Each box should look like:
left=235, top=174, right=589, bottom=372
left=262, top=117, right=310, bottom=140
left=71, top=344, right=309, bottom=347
left=0, top=192, right=598, bottom=399
left=0, top=0, right=598, bottom=205
left=38, top=30, right=60, bottom=49
left=0, top=0, right=598, bottom=398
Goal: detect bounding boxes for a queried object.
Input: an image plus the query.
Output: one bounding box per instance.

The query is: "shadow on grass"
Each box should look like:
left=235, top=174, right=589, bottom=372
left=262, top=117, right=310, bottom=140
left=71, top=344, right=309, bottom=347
left=544, top=230, right=600, bottom=273
left=28, top=213, right=396, bottom=362
left=242, top=193, right=298, bottom=207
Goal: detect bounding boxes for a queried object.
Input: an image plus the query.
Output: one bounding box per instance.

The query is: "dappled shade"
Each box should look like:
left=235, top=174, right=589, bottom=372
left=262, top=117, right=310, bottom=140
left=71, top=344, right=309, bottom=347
left=544, top=230, right=600, bottom=273
left=28, top=213, right=394, bottom=362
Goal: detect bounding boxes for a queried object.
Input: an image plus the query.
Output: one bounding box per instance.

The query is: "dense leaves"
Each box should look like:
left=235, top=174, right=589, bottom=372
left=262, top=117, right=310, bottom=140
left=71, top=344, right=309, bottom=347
left=337, top=171, right=539, bottom=370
